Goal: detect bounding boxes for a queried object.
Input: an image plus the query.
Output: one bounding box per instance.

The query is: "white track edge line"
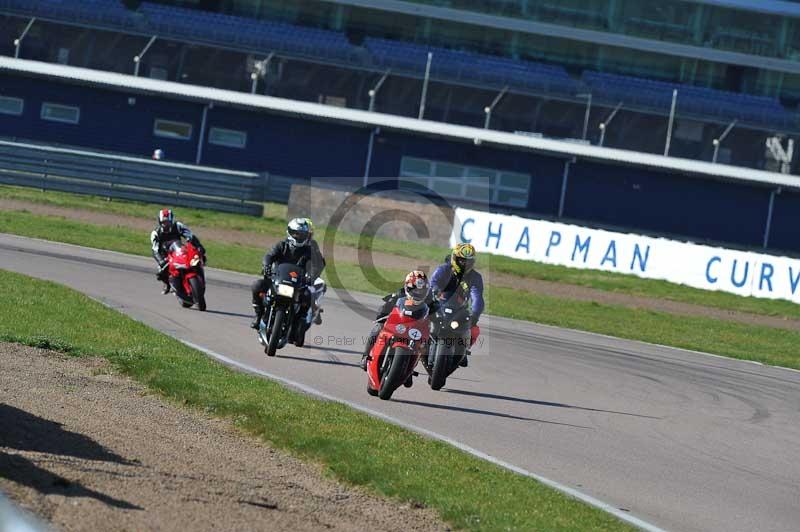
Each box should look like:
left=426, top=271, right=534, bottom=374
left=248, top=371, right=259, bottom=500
left=180, top=339, right=667, bottom=532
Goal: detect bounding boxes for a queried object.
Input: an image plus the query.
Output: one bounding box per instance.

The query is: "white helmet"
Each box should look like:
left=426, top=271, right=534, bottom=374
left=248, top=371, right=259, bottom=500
left=287, top=217, right=311, bottom=248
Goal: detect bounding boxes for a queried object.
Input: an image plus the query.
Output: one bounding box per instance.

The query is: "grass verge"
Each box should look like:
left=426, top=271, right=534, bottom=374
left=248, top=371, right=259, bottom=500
left=0, top=268, right=633, bottom=531
left=3, top=185, right=800, bottom=321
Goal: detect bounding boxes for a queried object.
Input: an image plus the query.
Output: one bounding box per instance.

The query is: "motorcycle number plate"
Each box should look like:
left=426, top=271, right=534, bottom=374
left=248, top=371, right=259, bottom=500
left=408, top=328, right=422, bottom=340
left=276, top=284, right=295, bottom=297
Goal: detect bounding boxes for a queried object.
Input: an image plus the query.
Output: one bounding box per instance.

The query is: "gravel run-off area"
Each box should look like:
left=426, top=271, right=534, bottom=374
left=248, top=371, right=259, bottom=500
left=0, top=342, right=444, bottom=531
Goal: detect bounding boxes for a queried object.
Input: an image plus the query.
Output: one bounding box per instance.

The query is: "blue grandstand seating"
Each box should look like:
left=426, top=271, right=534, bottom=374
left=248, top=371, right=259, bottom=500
left=0, top=0, right=795, bottom=130
left=138, top=2, right=357, bottom=63
left=365, top=38, right=582, bottom=95
left=582, top=71, right=796, bottom=129
left=0, top=0, right=138, bottom=29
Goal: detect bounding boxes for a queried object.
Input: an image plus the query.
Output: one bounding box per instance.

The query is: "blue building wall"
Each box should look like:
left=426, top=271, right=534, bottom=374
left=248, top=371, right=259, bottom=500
left=369, top=131, right=565, bottom=218
left=0, top=75, right=203, bottom=161
left=768, top=189, right=800, bottom=254
left=200, top=107, right=370, bottom=177
left=0, top=73, right=795, bottom=254
left=567, top=162, right=773, bottom=249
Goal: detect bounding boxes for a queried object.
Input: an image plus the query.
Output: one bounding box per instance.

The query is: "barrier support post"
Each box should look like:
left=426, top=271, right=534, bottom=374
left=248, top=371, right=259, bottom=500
left=133, top=35, right=157, bottom=77
left=763, top=187, right=780, bottom=248
left=558, top=158, right=572, bottom=218
left=369, top=69, right=391, bottom=112
left=664, top=89, right=678, bottom=156
left=418, top=52, right=432, bottom=120
left=14, top=18, right=35, bottom=59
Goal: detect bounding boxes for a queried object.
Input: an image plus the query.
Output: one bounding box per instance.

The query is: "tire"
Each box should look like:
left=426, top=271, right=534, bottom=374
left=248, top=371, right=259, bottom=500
left=173, top=281, right=191, bottom=308
left=294, top=319, right=307, bottom=347
left=266, top=308, right=285, bottom=357
left=189, top=276, right=206, bottom=311
left=379, top=347, right=410, bottom=400
left=430, top=341, right=450, bottom=391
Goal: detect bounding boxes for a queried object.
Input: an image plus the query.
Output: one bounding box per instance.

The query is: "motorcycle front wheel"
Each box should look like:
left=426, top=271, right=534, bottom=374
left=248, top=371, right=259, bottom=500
left=189, top=276, right=206, bottom=311
left=429, top=340, right=451, bottom=391
left=379, top=347, right=410, bottom=401
left=266, top=308, right=285, bottom=357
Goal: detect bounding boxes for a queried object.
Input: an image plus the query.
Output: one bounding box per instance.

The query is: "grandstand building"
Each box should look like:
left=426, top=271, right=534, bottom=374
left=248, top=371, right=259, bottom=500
left=1, top=0, right=799, bottom=170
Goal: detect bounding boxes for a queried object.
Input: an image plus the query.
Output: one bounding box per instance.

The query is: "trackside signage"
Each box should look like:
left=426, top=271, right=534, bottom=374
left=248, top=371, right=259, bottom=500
left=451, top=208, right=800, bottom=304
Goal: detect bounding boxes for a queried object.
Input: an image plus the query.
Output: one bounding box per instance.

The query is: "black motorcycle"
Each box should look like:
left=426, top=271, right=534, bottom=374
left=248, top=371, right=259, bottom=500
left=426, top=287, right=472, bottom=390
left=257, top=262, right=312, bottom=357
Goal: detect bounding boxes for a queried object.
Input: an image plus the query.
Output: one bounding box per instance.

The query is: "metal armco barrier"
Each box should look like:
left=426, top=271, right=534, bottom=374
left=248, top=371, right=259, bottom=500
left=0, top=140, right=294, bottom=215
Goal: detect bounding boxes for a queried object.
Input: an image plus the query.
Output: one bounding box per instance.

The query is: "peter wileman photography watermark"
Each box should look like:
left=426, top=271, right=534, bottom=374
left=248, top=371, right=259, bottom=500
left=319, top=178, right=454, bottom=319
left=311, top=334, right=487, bottom=350
left=299, top=177, right=493, bottom=356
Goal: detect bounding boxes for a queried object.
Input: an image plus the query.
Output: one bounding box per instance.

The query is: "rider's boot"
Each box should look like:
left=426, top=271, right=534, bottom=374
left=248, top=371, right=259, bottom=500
left=250, top=304, right=264, bottom=330
left=403, top=374, right=413, bottom=388
left=361, top=322, right=382, bottom=371
left=460, top=349, right=470, bottom=367
left=156, top=266, right=171, bottom=294
left=313, top=307, right=323, bottom=325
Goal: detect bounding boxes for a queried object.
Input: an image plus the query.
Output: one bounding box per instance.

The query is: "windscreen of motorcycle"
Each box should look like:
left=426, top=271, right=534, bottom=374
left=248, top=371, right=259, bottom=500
left=395, top=298, right=429, bottom=321
left=273, top=262, right=306, bottom=285
left=168, top=240, right=183, bottom=255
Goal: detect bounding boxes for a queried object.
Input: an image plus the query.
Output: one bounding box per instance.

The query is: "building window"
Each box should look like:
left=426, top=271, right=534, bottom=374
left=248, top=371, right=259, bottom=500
left=208, top=127, right=247, bottom=149
left=400, top=157, right=530, bottom=208
left=40, top=102, right=79, bottom=124
left=0, top=96, right=23, bottom=116
left=154, top=119, right=192, bottom=140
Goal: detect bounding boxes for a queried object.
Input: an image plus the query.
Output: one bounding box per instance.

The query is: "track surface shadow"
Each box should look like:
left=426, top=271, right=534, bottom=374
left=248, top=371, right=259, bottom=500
left=392, top=399, right=593, bottom=428
left=445, top=389, right=660, bottom=419
left=277, top=354, right=361, bottom=368
left=203, top=309, right=253, bottom=319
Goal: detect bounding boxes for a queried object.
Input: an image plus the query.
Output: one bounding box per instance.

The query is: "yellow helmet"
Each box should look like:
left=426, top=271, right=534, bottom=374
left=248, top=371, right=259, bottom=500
left=304, top=217, right=314, bottom=238
left=451, top=243, right=476, bottom=275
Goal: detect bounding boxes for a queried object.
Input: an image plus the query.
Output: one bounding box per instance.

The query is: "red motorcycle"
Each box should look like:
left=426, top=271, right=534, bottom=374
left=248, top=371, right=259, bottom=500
left=366, top=298, right=430, bottom=400
left=166, top=240, right=207, bottom=311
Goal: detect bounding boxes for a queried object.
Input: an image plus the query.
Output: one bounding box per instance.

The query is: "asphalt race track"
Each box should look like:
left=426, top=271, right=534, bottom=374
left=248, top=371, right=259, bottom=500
left=2, top=233, right=799, bottom=532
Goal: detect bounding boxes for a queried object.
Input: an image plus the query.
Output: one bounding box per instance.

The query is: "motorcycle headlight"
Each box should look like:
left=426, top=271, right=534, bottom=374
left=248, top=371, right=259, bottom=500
left=190, top=256, right=200, bottom=267
left=450, top=321, right=459, bottom=329
left=276, top=284, right=295, bottom=298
